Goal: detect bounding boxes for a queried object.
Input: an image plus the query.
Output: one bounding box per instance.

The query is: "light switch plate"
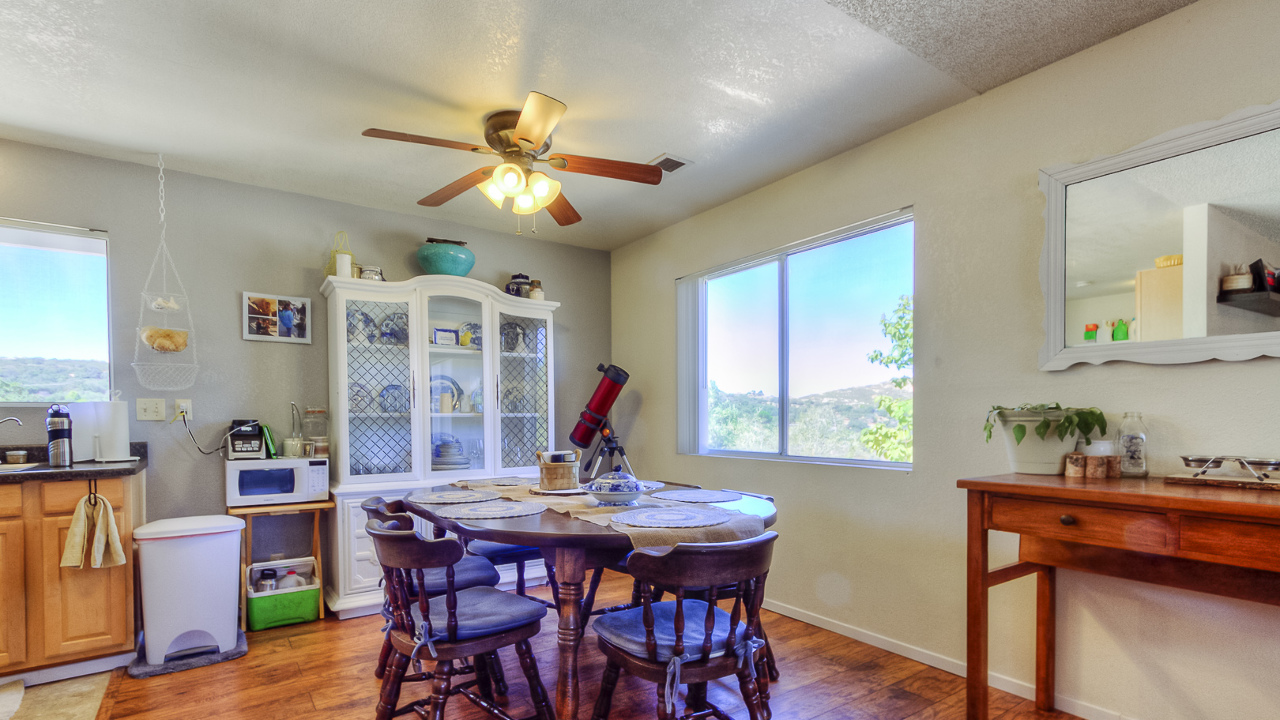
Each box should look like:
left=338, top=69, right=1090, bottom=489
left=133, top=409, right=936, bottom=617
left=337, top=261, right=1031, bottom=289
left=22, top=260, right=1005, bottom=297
left=136, top=398, right=165, bottom=421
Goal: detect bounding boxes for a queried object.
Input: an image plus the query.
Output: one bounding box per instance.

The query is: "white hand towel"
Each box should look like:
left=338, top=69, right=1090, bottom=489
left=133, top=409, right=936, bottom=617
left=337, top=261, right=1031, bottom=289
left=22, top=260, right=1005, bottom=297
left=60, top=496, right=126, bottom=569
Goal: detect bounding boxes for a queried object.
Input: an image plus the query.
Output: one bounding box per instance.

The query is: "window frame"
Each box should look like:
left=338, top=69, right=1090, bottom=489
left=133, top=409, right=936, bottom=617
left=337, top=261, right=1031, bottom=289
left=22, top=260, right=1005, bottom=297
left=676, top=207, right=913, bottom=470
left=0, top=216, right=113, bottom=407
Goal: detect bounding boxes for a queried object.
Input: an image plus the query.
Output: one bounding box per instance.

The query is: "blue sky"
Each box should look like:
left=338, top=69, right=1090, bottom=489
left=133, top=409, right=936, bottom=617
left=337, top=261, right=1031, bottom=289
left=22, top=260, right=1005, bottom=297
left=0, top=245, right=110, bottom=361
left=706, top=221, right=913, bottom=397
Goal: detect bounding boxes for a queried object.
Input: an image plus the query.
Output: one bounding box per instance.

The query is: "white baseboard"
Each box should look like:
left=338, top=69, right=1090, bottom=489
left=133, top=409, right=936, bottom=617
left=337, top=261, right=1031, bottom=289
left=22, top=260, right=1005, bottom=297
left=762, top=599, right=1123, bottom=720
left=495, top=560, right=548, bottom=592
left=0, top=652, right=134, bottom=687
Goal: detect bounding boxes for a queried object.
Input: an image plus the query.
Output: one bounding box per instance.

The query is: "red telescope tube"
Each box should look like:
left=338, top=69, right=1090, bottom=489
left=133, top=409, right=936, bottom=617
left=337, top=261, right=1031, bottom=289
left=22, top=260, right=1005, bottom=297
left=569, top=364, right=630, bottom=449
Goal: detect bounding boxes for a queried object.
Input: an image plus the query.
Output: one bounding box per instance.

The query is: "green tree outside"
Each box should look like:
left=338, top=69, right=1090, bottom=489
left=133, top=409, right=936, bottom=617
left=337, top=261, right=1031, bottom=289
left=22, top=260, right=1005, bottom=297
left=859, top=295, right=913, bottom=462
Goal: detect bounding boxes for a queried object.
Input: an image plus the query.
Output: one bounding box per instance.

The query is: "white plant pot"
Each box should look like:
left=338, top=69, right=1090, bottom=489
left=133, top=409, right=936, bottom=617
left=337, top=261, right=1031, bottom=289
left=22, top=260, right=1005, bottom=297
left=997, top=411, right=1074, bottom=475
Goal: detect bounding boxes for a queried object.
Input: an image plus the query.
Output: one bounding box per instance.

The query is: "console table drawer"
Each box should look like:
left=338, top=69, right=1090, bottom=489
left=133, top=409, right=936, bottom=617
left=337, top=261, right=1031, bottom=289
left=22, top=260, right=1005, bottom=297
left=1180, top=516, right=1280, bottom=571
left=990, top=497, right=1170, bottom=552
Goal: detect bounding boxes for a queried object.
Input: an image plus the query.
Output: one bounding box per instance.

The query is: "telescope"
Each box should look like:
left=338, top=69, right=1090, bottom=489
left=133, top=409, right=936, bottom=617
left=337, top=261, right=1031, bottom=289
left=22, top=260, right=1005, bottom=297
left=569, top=364, right=635, bottom=479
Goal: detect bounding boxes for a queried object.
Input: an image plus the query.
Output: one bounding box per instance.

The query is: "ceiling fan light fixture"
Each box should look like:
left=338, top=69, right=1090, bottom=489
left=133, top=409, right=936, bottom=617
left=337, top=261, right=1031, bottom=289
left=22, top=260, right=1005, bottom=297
left=528, top=171, right=561, bottom=208
left=478, top=179, right=506, bottom=209
left=512, top=189, right=539, bottom=215
left=494, top=162, right=527, bottom=197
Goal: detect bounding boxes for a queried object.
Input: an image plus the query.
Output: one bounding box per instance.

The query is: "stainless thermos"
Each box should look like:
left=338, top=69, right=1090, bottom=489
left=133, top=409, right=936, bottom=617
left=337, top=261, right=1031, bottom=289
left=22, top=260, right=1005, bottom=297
left=46, top=404, right=72, bottom=467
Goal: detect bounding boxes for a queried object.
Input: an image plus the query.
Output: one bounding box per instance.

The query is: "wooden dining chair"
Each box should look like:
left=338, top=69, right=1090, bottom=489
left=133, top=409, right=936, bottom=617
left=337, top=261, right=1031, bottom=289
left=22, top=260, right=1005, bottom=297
left=464, top=540, right=557, bottom=609
left=368, top=517, right=556, bottom=720
left=590, top=532, right=779, bottom=720
left=362, top=497, right=506, bottom=698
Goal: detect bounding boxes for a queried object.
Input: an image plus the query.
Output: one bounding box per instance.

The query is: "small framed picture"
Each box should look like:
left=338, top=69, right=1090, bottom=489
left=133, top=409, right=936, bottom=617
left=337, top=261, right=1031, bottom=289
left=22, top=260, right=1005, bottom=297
left=433, top=328, right=459, bottom=346
left=244, top=292, right=312, bottom=344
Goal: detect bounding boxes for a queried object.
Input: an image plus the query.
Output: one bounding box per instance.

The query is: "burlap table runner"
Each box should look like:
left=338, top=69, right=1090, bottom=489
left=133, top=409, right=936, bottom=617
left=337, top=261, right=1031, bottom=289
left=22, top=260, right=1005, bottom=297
left=455, top=479, right=765, bottom=547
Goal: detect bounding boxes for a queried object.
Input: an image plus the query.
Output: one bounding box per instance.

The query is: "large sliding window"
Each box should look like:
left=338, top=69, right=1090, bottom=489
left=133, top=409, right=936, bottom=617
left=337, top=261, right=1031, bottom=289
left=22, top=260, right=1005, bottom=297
left=677, top=211, right=914, bottom=468
left=0, top=218, right=111, bottom=403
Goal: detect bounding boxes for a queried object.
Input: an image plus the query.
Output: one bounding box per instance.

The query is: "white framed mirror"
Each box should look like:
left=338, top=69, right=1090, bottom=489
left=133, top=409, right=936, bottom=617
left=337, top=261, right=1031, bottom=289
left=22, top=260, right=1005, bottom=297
left=1040, top=99, right=1280, bottom=370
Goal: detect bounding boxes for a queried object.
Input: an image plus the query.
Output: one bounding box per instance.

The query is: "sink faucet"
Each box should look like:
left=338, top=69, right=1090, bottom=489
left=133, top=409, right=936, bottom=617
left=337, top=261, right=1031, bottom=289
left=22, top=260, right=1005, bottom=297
left=0, top=417, right=20, bottom=426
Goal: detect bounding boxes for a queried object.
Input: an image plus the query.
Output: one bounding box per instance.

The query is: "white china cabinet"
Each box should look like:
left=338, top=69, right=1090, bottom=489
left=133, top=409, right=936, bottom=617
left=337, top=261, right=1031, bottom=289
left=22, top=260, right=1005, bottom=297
left=320, top=274, right=557, bottom=617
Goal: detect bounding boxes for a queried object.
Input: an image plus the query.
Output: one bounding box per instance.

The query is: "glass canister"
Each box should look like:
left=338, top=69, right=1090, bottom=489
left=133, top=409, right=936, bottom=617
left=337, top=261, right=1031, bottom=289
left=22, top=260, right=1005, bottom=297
left=1118, top=411, right=1148, bottom=477
left=302, top=407, right=329, bottom=458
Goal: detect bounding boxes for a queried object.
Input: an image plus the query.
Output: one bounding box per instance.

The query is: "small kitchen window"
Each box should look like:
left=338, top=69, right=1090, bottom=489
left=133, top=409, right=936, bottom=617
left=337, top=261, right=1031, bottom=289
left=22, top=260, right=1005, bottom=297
left=0, top=218, right=112, bottom=404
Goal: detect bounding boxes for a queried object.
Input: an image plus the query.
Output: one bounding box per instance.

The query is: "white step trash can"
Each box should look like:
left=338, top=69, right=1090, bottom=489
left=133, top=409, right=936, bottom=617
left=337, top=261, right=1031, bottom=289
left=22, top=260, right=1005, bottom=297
left=134, top=515, right=245, bottom=665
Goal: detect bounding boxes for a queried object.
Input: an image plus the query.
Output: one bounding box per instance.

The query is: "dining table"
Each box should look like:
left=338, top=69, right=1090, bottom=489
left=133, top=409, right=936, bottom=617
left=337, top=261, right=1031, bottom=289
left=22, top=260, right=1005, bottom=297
left=403, top=481, right=778, bottom=720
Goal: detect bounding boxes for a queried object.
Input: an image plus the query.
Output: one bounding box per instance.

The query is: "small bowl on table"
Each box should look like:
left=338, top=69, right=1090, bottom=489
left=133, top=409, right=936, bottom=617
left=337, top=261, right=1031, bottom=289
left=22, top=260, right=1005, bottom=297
left=584, top=470, right=645, bottom=507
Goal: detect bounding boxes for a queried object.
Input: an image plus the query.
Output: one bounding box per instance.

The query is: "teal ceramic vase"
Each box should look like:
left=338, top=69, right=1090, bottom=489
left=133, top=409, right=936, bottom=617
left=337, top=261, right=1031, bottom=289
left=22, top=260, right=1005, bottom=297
left=416, top=238, right=475, bottom=276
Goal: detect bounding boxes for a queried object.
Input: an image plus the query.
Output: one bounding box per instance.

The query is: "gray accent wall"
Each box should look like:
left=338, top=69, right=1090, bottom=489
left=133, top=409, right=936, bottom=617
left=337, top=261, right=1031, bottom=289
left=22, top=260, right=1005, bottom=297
left=0, top=139, right=610, bottom=522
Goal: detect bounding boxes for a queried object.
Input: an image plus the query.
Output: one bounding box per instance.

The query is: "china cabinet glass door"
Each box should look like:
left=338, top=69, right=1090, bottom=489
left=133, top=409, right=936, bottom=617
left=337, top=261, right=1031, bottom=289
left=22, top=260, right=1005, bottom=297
left=425, top=296, right=487, bottom=474
left=496, top=312, right=550, bottom=470
left=345, top=298, right=415, bottom=479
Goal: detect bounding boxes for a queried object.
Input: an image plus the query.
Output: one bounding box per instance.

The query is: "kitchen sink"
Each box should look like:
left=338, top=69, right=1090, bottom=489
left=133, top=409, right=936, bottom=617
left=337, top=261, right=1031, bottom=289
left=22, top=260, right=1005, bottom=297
left=0, top=462, right=43, bottom=473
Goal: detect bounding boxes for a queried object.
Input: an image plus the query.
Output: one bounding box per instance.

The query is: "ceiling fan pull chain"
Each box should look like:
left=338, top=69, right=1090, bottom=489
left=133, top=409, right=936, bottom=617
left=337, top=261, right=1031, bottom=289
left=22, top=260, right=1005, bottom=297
left=516, top=214, right=522, bottom=236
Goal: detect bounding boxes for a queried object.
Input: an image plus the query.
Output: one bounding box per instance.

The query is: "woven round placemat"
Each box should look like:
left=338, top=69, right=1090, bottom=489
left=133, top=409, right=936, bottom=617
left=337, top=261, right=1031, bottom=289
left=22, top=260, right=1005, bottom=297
left=406, top=489, right=501, bottom=505
left=434, top=501, right=548, bottom=520
left=611, top=506, right=730, bottom=528
left=651, top=489, right=742, bottom=503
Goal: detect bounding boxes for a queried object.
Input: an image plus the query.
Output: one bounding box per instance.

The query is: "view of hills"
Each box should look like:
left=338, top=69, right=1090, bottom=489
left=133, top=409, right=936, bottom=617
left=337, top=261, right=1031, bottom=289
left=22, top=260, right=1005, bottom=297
left=707, top=380, right=911, bottom=459
left=0, top=357, right=110, bottom=402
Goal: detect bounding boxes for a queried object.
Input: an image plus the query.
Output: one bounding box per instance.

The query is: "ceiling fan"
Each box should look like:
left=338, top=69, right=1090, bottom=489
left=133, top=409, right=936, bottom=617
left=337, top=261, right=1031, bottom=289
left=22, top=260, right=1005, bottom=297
left=363, top=91, right=663, bottom=227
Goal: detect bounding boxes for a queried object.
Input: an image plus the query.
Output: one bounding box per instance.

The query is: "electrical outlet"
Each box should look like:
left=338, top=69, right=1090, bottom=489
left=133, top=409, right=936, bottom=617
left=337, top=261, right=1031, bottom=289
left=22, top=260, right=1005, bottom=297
left=175, top=399, right=192, bottom=421
left=136, top=398, right=165, bottom=421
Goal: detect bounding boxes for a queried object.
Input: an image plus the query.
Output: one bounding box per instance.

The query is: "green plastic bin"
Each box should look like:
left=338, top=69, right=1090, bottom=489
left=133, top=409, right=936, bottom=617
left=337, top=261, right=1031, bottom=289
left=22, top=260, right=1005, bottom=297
left=246, top=557, right=320, bottom=631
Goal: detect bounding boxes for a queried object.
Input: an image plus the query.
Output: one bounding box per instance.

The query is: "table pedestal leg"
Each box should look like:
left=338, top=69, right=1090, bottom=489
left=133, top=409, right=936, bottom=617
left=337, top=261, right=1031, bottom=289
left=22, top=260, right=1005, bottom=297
left=966, top=490, right=988, bottom=720
left=555, top=547, right=586, bottom=719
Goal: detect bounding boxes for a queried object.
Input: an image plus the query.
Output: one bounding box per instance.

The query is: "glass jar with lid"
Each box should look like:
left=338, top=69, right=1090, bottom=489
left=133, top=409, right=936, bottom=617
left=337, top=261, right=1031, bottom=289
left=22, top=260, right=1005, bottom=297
left=1118, top=411, right=1148, bottom=477
left=302, top=407, right=329, bottom=458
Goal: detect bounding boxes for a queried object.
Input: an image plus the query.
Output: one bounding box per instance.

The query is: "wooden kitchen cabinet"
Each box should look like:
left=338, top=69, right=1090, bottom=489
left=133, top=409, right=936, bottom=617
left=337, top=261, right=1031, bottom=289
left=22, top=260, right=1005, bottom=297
left=0, top=475, right=141, bottom=678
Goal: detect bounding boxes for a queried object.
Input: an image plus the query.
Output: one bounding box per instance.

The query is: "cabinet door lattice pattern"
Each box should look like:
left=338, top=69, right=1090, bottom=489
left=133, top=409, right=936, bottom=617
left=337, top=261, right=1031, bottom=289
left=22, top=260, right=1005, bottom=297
left=498, top=313, right=549, bottom=468
left=346, top=299, right=413, bottom=476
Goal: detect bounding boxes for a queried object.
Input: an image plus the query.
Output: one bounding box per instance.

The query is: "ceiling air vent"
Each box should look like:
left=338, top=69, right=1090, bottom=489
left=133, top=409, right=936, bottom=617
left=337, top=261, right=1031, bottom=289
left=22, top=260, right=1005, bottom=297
left=649, top=154, right=691, bottom=173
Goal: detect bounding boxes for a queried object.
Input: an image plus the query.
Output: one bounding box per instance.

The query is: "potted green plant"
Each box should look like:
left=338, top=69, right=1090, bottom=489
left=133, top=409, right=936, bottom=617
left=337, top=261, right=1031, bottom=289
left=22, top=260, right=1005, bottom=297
left=983, top=403, right=1108, bottom=474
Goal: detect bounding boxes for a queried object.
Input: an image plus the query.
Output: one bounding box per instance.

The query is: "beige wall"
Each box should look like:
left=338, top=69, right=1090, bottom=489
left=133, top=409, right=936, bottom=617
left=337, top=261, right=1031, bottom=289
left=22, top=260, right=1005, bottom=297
left=0, top=140, right=611, bottom=524
left=610, top=0, right=1280, bottom=717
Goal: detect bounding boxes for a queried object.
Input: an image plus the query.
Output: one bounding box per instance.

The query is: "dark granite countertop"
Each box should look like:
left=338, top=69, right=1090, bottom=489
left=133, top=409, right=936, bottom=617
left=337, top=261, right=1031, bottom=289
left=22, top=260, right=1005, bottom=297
left=0, top=442, right=148, bottom=483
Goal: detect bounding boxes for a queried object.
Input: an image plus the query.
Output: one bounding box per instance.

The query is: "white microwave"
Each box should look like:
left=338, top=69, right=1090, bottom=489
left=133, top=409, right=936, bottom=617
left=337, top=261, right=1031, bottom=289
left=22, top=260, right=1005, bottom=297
left=226, top=457, right=329, bottom=507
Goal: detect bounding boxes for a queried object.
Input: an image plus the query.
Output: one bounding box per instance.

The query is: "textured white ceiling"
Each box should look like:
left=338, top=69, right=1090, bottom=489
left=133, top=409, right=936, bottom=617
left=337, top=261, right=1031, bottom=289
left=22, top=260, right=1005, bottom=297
left=0, top=0, right=1192, bottom=250
left=824, top=0, right=1198, bottom=92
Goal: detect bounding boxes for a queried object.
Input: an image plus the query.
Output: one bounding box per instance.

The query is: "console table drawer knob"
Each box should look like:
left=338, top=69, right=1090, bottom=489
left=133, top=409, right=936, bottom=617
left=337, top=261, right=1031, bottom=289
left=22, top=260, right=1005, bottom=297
left=1060, top=514, right=1077, bottom=526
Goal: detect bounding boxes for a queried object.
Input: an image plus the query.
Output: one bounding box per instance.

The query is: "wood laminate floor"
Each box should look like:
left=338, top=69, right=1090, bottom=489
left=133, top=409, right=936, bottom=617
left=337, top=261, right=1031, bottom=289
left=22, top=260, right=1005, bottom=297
left=97, top=572, right=1080, bottom=720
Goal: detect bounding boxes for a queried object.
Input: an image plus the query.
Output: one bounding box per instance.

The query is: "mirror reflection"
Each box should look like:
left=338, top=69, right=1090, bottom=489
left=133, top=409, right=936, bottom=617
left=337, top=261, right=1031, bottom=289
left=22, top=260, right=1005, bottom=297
left=1064, top=127, right=1280, bottom=347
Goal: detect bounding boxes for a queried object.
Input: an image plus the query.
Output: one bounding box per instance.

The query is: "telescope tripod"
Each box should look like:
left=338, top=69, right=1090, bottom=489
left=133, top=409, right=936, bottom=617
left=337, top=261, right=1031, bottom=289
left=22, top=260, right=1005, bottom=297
left=585, top=420, right=636, bottom=479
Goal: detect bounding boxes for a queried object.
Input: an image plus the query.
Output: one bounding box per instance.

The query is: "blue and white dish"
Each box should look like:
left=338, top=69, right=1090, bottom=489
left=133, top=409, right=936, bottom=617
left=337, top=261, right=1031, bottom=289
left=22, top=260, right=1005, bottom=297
left=640, top=481, right=664, bottom=492
left=458, top=321, right=483, bottom=350
left=379, top=384, right=411, bottom=414
left=346, top=309, right=376, bottom=344
left=407, top=489, right=500, bottom=505
left=611, top=506, right=731, bottom=529
left=434, top=500, right=547, bottom=519
left=348, top=382, right=372, bottom=412
left=585, top=470, right=644, bottom=506
left=652, top=489, right=742, bottom=504
left=380, top=312, right=410, bottom=345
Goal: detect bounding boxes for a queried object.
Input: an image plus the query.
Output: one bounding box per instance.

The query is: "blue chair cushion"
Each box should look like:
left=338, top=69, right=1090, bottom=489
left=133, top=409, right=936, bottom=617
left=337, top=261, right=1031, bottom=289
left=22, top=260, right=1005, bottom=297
left=466, top=540, right=543, bottom=565
left=409, top=586, right=548, bottom=642
left=418, top=555, right=501, bottom=595
left=592, top=600, right=746, bottom=662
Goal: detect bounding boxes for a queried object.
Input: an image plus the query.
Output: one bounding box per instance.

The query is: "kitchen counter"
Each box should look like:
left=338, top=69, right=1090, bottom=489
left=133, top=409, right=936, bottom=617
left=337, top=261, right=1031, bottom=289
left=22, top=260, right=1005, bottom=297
left=0, top=442, right=147, bottom=483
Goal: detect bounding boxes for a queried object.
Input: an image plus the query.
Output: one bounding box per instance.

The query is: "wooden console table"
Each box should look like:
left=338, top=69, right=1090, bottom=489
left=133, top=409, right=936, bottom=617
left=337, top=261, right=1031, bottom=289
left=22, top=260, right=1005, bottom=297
left=958, top=474, right=1280, bottom=720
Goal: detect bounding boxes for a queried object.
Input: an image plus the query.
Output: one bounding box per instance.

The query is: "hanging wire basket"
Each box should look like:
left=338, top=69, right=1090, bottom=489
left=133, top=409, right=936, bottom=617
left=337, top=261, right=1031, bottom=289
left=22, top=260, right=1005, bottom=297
left=132, top=155, right=198, bottom=391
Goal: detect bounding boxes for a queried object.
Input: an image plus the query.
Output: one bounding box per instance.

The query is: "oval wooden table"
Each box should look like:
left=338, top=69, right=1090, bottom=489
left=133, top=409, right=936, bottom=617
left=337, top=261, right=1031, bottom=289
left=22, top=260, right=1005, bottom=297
left=404, top=485, right=778, bottom=720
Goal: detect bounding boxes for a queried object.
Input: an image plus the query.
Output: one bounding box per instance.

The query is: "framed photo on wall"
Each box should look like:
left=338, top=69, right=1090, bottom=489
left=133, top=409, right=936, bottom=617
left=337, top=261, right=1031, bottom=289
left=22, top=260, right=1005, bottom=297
left=244, top=292, right=312, bottom=344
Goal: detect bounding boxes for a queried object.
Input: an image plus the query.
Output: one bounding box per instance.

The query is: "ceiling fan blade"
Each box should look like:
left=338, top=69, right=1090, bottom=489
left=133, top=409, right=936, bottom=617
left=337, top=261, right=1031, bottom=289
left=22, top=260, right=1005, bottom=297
left=545, top=193, right=583, bottom=226
left=513, top=92, right=567, bottom=151
left=547, top=153, right=662, bottom=185
left=363, top=128, right=494, bottom=154
left=418, top=167, right=494, bottom=207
